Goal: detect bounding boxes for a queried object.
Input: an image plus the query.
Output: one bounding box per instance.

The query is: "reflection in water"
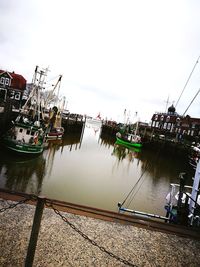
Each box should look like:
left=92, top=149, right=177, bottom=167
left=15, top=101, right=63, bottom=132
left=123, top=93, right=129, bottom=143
left=85, top=122, right=101, bottom=136
left=111, top=143, right=141, bottom=175
left=114, top=145, right=193, bottom=213
left=0, top=132, right=83, bottom=195
left=138, top=149, right=193, bottom=185
left=0, top=124, right=193, bottom=216
left=43, top=133, right=83, bottom=177
left=112, top=144, right=141, bottom=162
left=0, top=151, right=46, bottom=194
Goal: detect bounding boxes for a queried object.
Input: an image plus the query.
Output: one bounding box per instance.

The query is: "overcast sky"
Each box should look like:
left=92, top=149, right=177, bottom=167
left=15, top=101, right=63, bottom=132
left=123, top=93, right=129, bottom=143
left=0, top=0, right=200, bottom=123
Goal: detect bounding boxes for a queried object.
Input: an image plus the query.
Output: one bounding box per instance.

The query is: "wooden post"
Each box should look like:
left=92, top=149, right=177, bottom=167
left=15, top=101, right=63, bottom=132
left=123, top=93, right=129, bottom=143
left=25, top=197, right=45, bottom=267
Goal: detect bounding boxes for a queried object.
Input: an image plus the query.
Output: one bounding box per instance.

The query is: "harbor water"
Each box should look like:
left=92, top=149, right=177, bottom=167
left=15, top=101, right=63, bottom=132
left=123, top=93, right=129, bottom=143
left=0, top=120, right=193, bottom=217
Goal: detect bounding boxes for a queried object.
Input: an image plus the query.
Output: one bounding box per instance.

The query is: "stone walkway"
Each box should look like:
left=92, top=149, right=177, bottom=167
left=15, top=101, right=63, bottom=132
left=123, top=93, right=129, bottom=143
left=0, top=198, right=200, bottom=267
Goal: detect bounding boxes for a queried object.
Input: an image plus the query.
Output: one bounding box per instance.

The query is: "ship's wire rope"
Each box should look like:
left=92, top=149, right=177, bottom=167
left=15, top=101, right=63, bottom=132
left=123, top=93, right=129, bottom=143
left=120, top=162, right=149, bottom=207
left=120, top=144, right=163, bottom=208
left=125, top=168, right=147, bottom=209
left=182, top=88, right=200, bottom=116
left=175, top=55, right=200, bottom=108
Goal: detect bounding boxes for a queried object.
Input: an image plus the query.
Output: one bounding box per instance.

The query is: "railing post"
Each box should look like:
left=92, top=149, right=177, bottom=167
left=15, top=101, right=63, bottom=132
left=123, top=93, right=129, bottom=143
left=25, top=196, right=45, bottom=267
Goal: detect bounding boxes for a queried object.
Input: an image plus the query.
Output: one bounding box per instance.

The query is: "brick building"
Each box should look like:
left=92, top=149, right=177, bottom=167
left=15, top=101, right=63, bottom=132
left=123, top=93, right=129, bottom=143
left=151, top=105, right=200, bottom=140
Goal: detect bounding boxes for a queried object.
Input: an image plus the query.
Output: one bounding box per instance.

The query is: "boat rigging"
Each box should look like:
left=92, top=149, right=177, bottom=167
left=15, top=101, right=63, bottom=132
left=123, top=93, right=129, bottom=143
left=175, top=55, right=200, bottom=108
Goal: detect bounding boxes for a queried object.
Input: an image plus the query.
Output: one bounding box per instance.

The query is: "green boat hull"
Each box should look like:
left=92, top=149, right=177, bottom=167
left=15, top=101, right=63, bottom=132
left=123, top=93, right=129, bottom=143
left=3, top=138, right=44, bottom=154
left=116, top=137, right=142, bottom=148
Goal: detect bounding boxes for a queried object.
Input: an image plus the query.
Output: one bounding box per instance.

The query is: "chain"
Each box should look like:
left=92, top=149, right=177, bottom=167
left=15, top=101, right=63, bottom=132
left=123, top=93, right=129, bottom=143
left=0, top=196, right=34, bottom=213
left=47, top=201, right=137, bottom=267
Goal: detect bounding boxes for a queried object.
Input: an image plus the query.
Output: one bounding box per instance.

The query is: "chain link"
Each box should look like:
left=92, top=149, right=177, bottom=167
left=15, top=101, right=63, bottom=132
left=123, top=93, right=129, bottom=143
left=47, top=201, right=137, bottom=267
left=0, top=196, right=35, bottom=213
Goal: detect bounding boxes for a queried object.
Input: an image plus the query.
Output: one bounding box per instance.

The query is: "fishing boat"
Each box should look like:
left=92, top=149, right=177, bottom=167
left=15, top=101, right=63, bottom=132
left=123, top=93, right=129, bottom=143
left=2, top=66, right=47, bottom=154
left=46, top=126, right=64, bottom=140
left=116, top=111, right=142, bottom=148
left=3, top=117, right=45, bottom=154
left=116, top=133, right=142, bottom=148
left=116, top=123, right=142, bottom=148
left=45, top=108, right=65, bottom=140
left=43, top=76, right=65, bottom=140
left=86, top=113, right=102, bottom=126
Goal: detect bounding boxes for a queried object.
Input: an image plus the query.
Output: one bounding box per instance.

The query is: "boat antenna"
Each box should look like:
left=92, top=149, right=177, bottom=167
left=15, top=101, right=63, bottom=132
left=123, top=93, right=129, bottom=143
left=164, top=95, right=170, bottom=113
left=175, top=55, right=200, bottom=108
left=182, top=88, right=200, bottom=116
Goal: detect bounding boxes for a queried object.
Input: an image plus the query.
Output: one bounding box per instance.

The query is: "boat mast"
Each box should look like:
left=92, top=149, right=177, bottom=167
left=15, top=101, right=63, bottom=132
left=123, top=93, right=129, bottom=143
left=44, top=75, right=62, bottom=109
left=35, top=67, right=49, bottom=122
left=134, top=112, right=138, bottom=136
left=22, top=66, right=38, bottom=111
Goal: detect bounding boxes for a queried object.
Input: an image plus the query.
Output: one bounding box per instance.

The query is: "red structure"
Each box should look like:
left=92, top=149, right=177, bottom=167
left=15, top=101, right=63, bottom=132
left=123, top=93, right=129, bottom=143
left=0, top=70, right=26, bottom=110
left=0, top=70, right=26, bottom=90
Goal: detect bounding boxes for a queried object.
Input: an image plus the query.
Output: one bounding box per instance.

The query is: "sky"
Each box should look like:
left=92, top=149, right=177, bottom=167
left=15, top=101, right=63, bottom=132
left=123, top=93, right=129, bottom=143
left=0, top=0, right=200, bottom=123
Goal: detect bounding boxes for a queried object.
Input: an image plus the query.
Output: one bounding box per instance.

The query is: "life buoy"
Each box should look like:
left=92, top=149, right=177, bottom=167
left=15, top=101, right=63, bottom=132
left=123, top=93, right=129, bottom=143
left=33, top=132, right=39, bottom=144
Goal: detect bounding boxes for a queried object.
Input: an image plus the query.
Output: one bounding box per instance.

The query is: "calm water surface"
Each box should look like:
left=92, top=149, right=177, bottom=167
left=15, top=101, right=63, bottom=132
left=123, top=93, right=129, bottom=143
left=0, top=121, right=193, bottom=216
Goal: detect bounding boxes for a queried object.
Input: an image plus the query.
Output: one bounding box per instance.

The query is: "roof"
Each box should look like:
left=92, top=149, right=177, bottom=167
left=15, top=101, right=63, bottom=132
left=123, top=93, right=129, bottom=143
left=0, top=69, right=26, bottom=91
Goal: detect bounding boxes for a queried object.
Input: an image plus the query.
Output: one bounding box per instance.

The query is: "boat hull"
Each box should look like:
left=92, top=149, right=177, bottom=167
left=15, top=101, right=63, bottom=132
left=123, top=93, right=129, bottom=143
left=45, top=127, right=64, bottom=140
left=116, top=137, right=142, bottom=148
left=3, top=138, right=44, bottom=154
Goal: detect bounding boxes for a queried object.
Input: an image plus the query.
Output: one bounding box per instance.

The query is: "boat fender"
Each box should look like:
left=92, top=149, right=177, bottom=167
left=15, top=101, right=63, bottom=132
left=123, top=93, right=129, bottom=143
left=116, top=132, right=121, bottom=138
left=117, top=202, right=122, bottom=208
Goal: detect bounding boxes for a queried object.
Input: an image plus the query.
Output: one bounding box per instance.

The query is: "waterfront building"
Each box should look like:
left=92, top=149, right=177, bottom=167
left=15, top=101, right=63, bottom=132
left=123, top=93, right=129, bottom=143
left=151, top=105, right=200, bottom=142
left=0, top=69, right=26, bottom=112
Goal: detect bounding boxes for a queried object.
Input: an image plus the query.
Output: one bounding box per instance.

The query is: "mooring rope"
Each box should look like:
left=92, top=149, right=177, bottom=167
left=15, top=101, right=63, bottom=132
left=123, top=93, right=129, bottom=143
left=120, top=164, right=149, bottom=207
left=119, top=144, right=163, bottom=208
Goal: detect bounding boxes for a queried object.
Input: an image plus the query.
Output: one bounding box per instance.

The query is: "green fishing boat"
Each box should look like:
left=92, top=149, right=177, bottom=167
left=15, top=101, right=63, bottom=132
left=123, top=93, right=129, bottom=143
left=3, top=121, right=45, bottom=154
left=116, top=136, right=142, bottom=148
left=2, top=66, right=46, bottom=155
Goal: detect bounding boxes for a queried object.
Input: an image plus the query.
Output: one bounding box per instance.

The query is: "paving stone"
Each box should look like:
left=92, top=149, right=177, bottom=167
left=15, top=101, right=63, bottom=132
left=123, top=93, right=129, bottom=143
left=0, top=199, right=200, bottom=267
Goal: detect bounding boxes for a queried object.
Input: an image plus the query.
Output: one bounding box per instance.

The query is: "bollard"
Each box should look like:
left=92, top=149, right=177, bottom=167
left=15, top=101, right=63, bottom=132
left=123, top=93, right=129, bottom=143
left=25, top=196, right=45, bottom=267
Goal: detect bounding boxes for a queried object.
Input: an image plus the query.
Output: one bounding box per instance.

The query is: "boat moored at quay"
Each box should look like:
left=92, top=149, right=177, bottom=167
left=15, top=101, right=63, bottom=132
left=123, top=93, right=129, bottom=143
left=0, top=66, right=86, bottom=153
left=3, top=119, right=45, bottom=154
left=2, top=66, right=47, bottom=154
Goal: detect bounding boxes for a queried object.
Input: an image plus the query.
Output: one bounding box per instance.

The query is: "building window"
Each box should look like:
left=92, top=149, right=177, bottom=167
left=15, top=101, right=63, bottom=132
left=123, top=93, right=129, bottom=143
left=0, top=77, right=11, bottom=86
left=0, top=88, right=6, bottom=100
left=0, top=77, right=5, bottom=85
left=15, top=92, right=21, bottom=100
left=5, top=78, right=10, bottom=86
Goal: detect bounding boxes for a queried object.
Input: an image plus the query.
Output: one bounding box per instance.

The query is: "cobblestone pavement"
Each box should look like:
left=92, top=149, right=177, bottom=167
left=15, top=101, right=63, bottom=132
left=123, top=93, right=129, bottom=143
left=0, top=199, right=200, bottom=267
